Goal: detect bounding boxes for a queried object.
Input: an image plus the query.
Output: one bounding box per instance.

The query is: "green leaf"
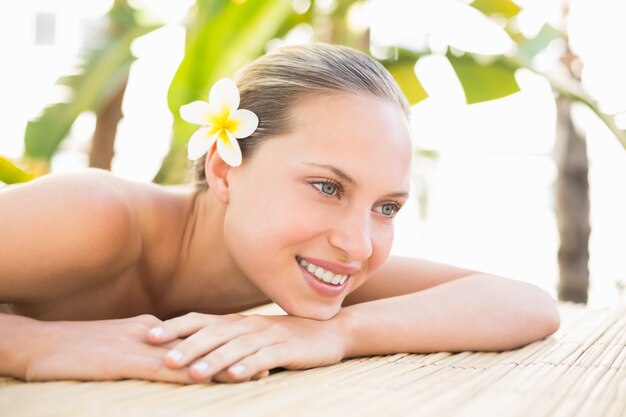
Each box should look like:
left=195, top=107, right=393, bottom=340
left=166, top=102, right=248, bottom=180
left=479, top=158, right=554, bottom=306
left=155, top=0, right=294, bottom=184
left=382, top=50, right=428, bottom=105
left=0, top=156, right=34, bottom=184
left=517, top=24, right=562, bottom=64
left=448, top=53, right=520, bottom=104
left=24, top=4, right=159, bottom=161
left=167, top=0, right=294, bottom=112
left=470, top=0, right=521, bottom=18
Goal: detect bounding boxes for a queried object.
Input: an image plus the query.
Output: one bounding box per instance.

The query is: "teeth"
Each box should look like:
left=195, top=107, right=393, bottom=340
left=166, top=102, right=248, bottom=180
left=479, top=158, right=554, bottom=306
left=297, top=257, right=348, bottom=286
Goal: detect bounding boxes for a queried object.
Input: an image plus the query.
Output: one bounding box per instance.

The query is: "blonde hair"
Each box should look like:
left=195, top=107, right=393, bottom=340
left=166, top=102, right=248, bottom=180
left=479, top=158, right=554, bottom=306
left=192, top=42, right=410, bottom=190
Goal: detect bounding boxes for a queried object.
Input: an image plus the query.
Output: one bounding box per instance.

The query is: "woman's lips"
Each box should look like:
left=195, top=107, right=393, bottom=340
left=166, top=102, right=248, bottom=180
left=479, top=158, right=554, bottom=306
left=295, top=255, right=360, bottom=276
left=297, top=259, right=350, bottom=297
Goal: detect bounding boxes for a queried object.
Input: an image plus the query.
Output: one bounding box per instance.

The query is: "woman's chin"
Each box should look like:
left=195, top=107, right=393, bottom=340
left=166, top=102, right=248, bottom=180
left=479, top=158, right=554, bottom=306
left=280, top=302, right=340, bottom=321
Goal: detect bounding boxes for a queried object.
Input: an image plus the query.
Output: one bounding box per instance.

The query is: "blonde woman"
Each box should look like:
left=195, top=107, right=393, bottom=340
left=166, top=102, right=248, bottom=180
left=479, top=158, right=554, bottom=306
left=0, top=43, right=560, bottom=384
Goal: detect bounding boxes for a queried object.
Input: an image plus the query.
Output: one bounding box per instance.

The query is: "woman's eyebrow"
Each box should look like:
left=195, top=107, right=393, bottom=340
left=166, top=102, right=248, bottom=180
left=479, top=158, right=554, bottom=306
left=303, top=162, right=409, bottom=198
left=304, top=162, right=355, bottom=184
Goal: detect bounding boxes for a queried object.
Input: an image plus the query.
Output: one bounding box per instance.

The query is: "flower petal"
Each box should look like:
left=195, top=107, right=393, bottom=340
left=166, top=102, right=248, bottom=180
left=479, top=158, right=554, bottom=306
left=231, top=109, right=259, bottom=139
left=209, top=78, right=240, bottom=113
left=216, top=129, right=242, bottom=167
left=180, top=101, right=211, bottom=125
left=187, top=127, right=218, bottom=160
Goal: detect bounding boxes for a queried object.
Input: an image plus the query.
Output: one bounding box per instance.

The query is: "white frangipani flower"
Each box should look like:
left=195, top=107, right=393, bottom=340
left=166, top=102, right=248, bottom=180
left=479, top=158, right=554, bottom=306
left=180, top=78, right=259, bottom=167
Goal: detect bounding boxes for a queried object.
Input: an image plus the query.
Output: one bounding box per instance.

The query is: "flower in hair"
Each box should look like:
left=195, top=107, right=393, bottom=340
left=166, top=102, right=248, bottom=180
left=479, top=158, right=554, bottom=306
left=180, top=78, right=259, bottom=167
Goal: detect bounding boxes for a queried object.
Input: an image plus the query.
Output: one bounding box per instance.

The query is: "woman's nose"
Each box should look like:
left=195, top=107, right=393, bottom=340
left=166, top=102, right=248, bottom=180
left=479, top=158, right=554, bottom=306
left=328, top=209, right=373, bottom=261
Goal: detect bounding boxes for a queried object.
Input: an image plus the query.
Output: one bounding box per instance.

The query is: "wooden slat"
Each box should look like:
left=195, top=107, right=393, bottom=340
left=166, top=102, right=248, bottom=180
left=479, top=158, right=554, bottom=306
left=1, top=302, right=625, bottom=417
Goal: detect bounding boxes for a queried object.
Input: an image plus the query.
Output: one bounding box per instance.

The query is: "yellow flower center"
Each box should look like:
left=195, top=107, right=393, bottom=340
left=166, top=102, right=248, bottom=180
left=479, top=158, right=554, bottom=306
left=208, top=105, right=240, bottom=134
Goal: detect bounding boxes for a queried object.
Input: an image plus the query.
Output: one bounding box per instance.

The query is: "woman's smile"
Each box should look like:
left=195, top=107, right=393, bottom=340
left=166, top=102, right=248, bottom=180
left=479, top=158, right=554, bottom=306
left=296, top=256, right=353, bottom=297
left=296, top=255, right=358, bottom=285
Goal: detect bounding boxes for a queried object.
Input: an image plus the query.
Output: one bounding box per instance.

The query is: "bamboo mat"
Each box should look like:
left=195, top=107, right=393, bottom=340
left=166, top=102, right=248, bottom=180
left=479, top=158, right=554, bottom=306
left=1, top=301, right=625, bottom=417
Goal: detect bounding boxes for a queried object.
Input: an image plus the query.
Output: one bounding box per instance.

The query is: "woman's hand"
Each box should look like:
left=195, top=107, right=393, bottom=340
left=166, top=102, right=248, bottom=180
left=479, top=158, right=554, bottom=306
left=22, top=315, right=195, bottom=384
left=146, top=312, right=347, bottom=383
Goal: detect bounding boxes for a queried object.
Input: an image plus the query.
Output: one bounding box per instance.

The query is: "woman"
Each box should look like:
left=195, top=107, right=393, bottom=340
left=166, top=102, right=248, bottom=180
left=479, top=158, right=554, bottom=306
left=0, top=43, right=560, bottom=384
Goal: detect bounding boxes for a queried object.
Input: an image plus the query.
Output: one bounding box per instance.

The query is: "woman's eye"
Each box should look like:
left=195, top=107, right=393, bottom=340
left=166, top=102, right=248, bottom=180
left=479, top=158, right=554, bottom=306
left=375, top=202, right=401, bottom=218
left=321, top=182, right=337, bottom=195
left=312, top=181, right=342, bottom=198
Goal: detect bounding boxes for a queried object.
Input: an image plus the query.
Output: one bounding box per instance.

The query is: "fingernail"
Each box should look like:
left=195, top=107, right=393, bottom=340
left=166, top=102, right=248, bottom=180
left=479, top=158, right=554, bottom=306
left=230, top=364, right=245, bottom=376
left=191, top=361, right=210, bottom=375
left=149, top=326, right=165, bottom=337
left=166, top=349, right=184, bottom=363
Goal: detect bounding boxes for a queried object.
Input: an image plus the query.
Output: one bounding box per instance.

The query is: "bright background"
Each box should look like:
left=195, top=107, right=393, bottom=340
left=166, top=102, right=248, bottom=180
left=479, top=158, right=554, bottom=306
left=1, top=0, right=625, bottom=307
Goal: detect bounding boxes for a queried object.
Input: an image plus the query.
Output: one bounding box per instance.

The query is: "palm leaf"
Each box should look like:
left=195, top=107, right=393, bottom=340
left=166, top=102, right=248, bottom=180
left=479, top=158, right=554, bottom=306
left=24, top=4, right=158, bottom=162
left=448, top=53, right=520, bottom=104
left=381, top=48, right=428, bottom=106
left=470, top=0, right=521, bottom=19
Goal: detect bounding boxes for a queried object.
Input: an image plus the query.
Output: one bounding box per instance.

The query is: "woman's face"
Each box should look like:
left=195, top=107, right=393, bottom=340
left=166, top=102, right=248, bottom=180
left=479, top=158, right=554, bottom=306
left=223, top=93, right=413, bottom=320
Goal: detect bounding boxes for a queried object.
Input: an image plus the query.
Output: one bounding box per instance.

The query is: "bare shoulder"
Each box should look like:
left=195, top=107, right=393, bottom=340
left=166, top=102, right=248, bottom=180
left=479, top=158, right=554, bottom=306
left=342, top=255, right=479, bottom=306
left=0, top=169, right=142, bottom=303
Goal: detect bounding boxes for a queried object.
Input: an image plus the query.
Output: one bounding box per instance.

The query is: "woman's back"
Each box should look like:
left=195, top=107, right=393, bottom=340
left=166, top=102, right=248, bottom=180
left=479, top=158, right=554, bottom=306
left=0, top=169, right=195, bottom=320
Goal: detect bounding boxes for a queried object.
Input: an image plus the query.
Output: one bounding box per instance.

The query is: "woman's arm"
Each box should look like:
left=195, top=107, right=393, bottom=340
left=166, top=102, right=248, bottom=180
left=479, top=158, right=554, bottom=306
left=145, top=264, right=560, bottom=383
left=0, top=311, right=196, bottom=383
left=336, top=272, right=561, bottom=357
left=343, top=255, right=497, bottom=306
left=0, top=313, right=40, bottom=378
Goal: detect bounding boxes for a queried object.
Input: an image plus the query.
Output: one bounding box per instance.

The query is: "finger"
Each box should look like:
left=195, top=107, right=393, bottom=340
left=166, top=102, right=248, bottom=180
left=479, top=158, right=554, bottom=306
left=215, top=344, right=286, bottom=382
left=146, top=313, right=241, bottom=344
left=162, top=327, right=230, bottom=369
left=252, top=369, right=270, bottom=380
left=146, top=313, right=213, bottom=343
left=122, top=354, right=196, bottom=384
left=162, top=317, right=265, bottom=369
left=185, top=331, right=278, bottom=380
left=211, top=369, right=268, bottom=384
left=130, top=339, right=188, bottom=362
left=159, top=338, right=187, bottom=350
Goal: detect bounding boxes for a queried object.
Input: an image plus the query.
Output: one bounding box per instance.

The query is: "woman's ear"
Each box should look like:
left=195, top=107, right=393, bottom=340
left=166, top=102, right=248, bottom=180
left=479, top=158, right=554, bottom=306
left=204, top=144, right=231, bottom=204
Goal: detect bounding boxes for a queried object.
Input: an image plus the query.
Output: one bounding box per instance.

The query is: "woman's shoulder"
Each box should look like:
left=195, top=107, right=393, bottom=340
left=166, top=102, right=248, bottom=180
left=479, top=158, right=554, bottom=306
left=0, top=169, right=149, bottom=303
left=6, top=167, right=139, bottom=200
left=11, top=167, right=184, bottom=213
left=13, top=168, right=142, bottom=236
left=1, top=168, right=196, bottom=273
left=0, top=169, right=146, bottom=263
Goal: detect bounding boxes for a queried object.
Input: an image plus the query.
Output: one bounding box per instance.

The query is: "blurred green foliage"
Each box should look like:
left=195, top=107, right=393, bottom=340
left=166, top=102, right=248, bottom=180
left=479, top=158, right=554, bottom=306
left=23, top=1, right=158, bottom=164
left=16, top=0, right=624, bottom=187
left=0, top=157, right=34, bottom=185
left=381, top=49, right=428, bottom=105
left=448, top=53, right=519, bottom=104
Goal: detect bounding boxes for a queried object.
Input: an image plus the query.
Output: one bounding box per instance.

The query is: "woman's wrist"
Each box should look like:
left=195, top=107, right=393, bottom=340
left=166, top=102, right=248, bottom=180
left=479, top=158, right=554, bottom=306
left=0, top=313, right=47, bottom=380
left=331, top=307, right=357, bottom=359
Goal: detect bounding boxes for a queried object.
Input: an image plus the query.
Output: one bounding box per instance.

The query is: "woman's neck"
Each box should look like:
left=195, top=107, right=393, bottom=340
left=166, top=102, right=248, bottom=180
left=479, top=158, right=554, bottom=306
left=163, top=189, right=270, bottom=316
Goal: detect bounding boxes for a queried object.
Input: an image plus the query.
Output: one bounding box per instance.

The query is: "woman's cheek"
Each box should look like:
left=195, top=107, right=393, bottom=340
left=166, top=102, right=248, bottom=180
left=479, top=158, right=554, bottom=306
left=370, top=224, right=394, bottom=271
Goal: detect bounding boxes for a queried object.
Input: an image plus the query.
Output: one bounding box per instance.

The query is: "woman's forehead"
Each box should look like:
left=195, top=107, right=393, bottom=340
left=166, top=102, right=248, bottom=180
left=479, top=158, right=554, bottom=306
left=288, top=94, right=412, bottom=160
left=256, top=94, right=413, bottom=189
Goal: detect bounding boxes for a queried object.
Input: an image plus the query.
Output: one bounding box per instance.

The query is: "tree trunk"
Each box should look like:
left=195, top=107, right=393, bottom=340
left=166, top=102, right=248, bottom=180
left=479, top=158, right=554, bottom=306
left=89, top=80, right=127, bottom=170
left=554, top=96, right=590, bottom=303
